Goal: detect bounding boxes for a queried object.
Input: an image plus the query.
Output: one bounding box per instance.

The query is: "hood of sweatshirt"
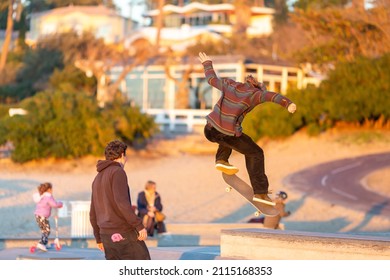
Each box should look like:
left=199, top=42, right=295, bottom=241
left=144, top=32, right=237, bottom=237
left=33, top=192, right=52, bottom=203
left=96, top=159, right=121, bottom=172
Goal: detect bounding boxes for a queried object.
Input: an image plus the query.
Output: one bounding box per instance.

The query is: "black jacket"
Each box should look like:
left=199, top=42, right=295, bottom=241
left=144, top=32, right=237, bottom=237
left=137, top=191, right=163, bottom=218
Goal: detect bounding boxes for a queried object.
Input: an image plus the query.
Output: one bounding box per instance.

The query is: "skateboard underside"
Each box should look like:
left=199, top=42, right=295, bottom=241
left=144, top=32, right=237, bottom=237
left=222, top=173, right=279, bottom=217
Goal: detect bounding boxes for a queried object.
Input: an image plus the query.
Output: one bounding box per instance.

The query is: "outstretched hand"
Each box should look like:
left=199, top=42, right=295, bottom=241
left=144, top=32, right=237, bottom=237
left=198, top=52, right=211, bottom=63
left=288, top=103, right=297, bottom=114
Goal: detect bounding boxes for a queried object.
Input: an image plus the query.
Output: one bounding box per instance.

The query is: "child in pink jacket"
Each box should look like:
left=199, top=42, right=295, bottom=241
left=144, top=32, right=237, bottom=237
left=33, top=182, right=63, bottom=251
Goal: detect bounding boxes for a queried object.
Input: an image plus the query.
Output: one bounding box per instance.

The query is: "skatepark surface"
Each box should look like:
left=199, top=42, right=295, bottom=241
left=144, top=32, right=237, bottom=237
left=0, top=245, right=223, bottom=260
left=1, top=130, right=390, bottom=262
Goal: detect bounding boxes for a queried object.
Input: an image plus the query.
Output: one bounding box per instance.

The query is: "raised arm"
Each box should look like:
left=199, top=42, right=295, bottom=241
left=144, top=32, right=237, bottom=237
left=198, top=52, right=211, bottom=63
left=259, top=90, right=296, bottom=113
left=198, top=52, right=224, bottom=91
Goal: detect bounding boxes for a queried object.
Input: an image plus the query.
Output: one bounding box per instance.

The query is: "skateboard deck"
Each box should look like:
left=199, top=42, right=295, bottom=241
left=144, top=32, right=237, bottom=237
left=222, top=173, right=279, bottom=217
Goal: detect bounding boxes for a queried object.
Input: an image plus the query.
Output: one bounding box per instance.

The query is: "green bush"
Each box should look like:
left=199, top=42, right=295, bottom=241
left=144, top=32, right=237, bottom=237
left=0, top=104, right=10, bottom=119
left=242, top=103, right=302, bottom=140
left=102, top=98, right=158, bottom=147
left=0, top=89, right=157, bottom=163
left=322, top=54, right=390, bottom=123
left=244, top=54, right=390, bottom=141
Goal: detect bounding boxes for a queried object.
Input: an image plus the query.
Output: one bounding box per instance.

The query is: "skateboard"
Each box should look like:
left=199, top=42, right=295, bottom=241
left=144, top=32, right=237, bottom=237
left=222, top=173, right=279, bottom=217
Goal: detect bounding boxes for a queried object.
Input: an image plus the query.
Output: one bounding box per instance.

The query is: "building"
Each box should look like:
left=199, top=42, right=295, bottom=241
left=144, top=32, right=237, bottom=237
left=108, top=55, right=323, bottom=133
left=126, top=1, right=275, bottom=51
left=27, top=5, right=133, bottom=45
left=23, top=3, right=323, bottom=133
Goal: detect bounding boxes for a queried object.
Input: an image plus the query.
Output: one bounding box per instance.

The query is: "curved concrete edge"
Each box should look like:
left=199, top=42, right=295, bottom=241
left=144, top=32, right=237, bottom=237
left=220, top=229, right=390, bottom=260
left=0, top=223, right=264, bottom=249
left=0, top=238, right=158, bottom=250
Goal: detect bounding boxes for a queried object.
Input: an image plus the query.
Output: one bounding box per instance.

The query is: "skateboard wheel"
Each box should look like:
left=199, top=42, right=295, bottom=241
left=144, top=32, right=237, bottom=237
left=225, top=187, right=232, bottom=192
left=30, top=246, right=36, bottom=253
left=254, top=211, right=260, bottom=217
left=55, top=244, right=62, bottom=251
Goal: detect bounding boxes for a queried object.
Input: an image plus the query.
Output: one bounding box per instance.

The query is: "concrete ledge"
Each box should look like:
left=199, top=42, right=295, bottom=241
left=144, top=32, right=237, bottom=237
left=0, top=224, right=264, bottom=249
left=160, top=223, right=265, bottom=246
left=221, top=229, right=390, bottom=260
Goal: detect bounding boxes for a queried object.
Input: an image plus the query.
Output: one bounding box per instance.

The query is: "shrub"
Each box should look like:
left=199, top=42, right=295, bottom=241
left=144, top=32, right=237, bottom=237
left=0, top=89, right=157, bottom=163
left=243, top=54, right=390, bottom=141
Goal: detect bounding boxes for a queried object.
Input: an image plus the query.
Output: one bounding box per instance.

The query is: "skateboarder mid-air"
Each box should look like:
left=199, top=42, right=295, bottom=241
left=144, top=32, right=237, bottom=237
left=199, top=52, right=297, bottom=206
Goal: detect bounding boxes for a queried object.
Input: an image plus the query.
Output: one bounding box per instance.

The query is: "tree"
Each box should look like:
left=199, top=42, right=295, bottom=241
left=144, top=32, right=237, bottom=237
left=233, top=0, right=252, bottom=36
left=0, top=0, right=16, bottom=71
left=1, top=32, right=122, bottom=102
left=291, top=1, right=390, bottom=69
left=74, top=32, right=154, bottom=107
left=143, top=0, right=198, bottom=109
left=0, top=88, right=157, bottom=162
left=273, top=0, right=289, bottom=25
left=292, top=0, right=349, bottom=10
left=243, top=53, right=390, bottom=140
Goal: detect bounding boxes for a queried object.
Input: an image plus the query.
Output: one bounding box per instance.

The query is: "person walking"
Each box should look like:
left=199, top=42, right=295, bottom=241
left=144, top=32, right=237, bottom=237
left=33, top=182, right=63, bottom=252
left=199, top=52, right=297, bottom=206
left=89, top=140, right=150, bottom=260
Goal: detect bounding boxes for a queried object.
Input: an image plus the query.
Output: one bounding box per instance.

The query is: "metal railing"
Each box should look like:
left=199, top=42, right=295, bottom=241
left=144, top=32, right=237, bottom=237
left=144, top=108, right=210, bottom=133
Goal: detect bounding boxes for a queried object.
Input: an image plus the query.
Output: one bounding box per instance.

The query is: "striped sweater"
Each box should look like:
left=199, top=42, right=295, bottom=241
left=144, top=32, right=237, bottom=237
left=202, top=60, right=293, bottom=136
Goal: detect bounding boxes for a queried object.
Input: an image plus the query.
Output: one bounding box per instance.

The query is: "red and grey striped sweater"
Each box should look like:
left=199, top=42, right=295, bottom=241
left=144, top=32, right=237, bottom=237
left=202, top=60, right=293, bottom=137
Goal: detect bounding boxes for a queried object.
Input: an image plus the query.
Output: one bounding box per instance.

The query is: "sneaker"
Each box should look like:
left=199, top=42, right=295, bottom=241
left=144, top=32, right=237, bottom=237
left=36, top=243, right=48, bottom=252
left=253, top=194, right=276, bottom=206
left=215, top=160, right=239, bottom=175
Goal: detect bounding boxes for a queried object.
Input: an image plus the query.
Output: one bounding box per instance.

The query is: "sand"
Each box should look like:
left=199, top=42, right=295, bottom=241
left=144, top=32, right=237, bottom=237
left=0, top=128, right=389, bottom=238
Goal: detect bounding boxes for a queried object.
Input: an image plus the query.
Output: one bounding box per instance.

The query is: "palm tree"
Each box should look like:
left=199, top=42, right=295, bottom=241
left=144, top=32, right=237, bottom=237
left=233, top=0, right=252, bottom=35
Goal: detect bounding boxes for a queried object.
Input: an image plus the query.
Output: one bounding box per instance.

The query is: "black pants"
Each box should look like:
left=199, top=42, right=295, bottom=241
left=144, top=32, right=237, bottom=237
left=100, top=230, right=151, bottom=260
left=204, top=124, right=269, bottom=194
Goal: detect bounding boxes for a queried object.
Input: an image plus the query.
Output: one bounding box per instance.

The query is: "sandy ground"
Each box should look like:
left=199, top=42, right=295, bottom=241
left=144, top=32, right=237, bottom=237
left=0, top=127, right=389, bottom=238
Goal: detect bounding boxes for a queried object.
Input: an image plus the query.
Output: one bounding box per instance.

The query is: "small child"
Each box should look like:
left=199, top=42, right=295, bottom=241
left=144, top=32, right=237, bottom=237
left=33, top=182, right=63, bottom=251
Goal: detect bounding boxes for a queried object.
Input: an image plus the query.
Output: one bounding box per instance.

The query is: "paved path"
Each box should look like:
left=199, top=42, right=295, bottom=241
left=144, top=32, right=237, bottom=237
left=284, top=152, right=390, bottom=216
left=0, top=246, right=223, bottom=260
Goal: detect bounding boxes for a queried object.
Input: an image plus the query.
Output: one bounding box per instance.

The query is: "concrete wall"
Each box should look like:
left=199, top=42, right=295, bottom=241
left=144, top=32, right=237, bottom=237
left=221, top=229, right=390, bottom=260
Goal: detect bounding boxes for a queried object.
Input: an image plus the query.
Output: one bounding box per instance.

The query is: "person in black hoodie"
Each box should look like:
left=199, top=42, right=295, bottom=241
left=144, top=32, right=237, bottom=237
left=90, top=140, right=150, bottom=260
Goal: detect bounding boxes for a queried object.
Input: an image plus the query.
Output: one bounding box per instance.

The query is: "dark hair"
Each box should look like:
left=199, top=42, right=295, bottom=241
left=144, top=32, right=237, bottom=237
left=37, top=182, right=52, bottom=195
left=245, top=75, right=258, bottom=87
left=245, top=75, right=267, bottom=91
left=104, top=140, right=127, bottom=161
left=276, top=191, right=288, bottom=200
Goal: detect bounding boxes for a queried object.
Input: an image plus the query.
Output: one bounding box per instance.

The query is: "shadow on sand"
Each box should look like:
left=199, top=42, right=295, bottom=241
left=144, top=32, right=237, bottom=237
left=347, top=200, right=390, bottom=233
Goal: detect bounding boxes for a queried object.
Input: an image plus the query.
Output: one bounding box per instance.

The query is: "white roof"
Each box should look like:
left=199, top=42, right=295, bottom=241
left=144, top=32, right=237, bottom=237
left=144, top=2, right=274, bottom=16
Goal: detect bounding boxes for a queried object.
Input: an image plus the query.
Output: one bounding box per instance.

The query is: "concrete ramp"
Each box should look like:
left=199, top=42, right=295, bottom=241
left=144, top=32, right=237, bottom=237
left=221, top=229, right=390, bottom=260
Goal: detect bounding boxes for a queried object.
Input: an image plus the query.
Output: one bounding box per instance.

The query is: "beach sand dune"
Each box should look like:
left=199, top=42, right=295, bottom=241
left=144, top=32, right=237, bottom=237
left=0, top=129, right=389, bottom=238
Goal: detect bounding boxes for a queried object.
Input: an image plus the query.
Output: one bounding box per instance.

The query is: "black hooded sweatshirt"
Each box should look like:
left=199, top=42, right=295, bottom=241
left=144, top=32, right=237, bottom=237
left=89, top=160, right=144, bottom=243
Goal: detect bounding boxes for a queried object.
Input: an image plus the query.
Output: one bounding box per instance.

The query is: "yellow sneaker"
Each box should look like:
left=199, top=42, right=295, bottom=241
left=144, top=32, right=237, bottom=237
left=215, top=160, right=239, bottom=175
left=253, top=194, right=276, bottom=206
